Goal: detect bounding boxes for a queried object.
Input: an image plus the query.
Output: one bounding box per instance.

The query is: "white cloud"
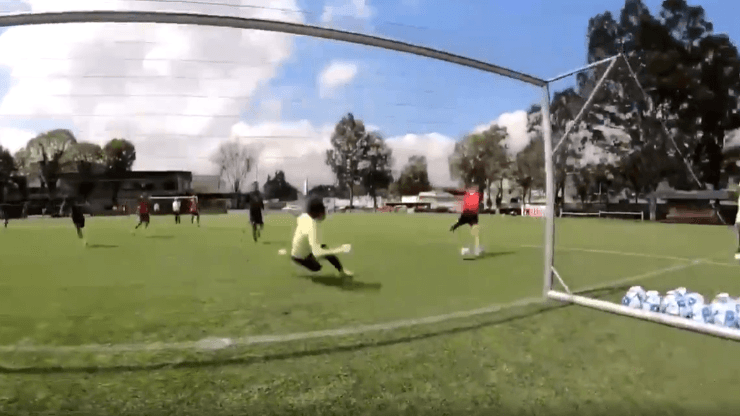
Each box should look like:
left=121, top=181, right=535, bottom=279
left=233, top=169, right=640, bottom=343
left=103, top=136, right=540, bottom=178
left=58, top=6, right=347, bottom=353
left=228, top=120, right=336, bottom=188
left=0, top=127, right=37, bottom=153
left=321, top=0, right=374, bottom=24
left=473, top=110, right=530, bottom=154
left=0, top=0, right=462, bottom=191
left=318, top=61, right=358, bottom=98
left=386, top=132, right=458, bottom=187
left=0, top=0, right=303, bottom=173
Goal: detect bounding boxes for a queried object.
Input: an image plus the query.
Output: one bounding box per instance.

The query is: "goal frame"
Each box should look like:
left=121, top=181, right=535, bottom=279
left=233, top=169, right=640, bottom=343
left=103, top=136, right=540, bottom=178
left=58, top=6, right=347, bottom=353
left=543, top=54, right=740, bottom=341
left=1, top=11, right=735, bottom=340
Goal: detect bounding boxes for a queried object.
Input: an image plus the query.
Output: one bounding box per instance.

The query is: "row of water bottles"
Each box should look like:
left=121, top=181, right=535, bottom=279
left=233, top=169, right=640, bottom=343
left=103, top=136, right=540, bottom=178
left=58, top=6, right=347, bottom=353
left=622, top=286, right=739, bottom=329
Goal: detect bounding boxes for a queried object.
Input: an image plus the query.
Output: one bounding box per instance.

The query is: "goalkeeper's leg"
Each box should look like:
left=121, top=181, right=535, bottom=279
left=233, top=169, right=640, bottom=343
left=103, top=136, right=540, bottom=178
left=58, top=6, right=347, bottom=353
left=735, top=222, right=740, bottom=259
left=319, top=244, right=352, bottom=277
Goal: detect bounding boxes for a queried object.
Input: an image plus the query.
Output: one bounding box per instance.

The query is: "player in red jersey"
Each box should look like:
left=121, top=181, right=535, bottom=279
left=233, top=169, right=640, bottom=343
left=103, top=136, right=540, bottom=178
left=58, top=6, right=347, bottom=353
left=450, top=187, right=483, bottom=256
left=134, top=195, right=151, bottom=231
left=189, top=195, right=200, bottom=227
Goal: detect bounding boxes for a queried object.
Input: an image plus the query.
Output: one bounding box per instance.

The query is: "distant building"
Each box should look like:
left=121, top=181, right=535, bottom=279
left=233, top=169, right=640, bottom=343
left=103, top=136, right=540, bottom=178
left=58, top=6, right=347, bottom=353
left=191, top=175, right=223, bottom=194
left=56, top=170, right=193, bottom=213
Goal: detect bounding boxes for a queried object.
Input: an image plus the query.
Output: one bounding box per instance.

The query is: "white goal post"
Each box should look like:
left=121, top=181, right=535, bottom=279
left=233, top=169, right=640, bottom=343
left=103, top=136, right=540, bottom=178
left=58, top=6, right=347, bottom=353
left=0, top=11, right=732, bottom=340
left=543, top=54, right=740, bottom=341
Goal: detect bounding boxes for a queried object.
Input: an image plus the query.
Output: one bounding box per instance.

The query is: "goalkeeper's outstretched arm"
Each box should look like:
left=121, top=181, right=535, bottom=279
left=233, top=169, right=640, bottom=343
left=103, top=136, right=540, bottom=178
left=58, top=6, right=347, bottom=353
left=308, top=222, right=349, bottom=257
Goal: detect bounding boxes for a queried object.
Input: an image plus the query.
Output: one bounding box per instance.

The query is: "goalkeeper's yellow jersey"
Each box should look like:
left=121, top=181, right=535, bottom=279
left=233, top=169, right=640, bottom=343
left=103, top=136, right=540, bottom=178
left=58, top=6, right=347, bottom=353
left=291, top=213, right=333, bottom=259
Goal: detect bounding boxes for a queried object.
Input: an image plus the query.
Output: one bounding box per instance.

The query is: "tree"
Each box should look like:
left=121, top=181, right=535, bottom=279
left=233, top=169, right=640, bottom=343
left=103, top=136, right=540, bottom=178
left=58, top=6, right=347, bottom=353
left=211, top=141, right=259, bottom=194
left=583, top=0, right=740, bottom=190
left=70, top=142, right=105, bottom=175
left=263, top=170, right=298, bottom=201
left=308, top=185, right=340, bottom=199
left=396, top=155, right=433, bottom=196
left=66, top=142, right=104, bottom=203
left=359, top=131, right=394, bottom=209
left=526, top=94, right=586, bottom=208
left=325, top=113, right=368, bottom=207
left=0, top=146, right=16, bottom=203
left=449, top=125, right=510, bottom=204
left=513, top=137, right=545, bottom=205
left=103, top=138, right=136, bottom=206
left=15, top=129, right=77, bottom=198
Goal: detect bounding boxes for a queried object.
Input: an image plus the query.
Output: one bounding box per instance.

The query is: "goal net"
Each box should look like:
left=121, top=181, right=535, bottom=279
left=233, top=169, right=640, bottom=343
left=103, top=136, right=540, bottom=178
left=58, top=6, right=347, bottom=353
left=559, top=210, right=644, bottom=221
left=149, top=196, right=197, bottom=215
left=543, top=54, right=740, bottom=341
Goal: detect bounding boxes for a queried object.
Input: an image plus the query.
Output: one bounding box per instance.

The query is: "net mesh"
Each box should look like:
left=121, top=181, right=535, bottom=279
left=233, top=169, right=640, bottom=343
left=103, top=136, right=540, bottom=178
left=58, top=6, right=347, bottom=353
left=547, top=54, right=740, bottom=341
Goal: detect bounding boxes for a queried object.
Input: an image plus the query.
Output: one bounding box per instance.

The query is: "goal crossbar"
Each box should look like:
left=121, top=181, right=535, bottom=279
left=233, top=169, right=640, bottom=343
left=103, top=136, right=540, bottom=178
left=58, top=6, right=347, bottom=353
left=0, top=11, right=546, bottom=87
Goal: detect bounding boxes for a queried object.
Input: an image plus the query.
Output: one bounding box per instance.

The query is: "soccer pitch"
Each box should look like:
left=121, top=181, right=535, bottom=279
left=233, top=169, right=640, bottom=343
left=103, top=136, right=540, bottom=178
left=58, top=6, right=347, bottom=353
left=1, top=212, right=740, bottom=414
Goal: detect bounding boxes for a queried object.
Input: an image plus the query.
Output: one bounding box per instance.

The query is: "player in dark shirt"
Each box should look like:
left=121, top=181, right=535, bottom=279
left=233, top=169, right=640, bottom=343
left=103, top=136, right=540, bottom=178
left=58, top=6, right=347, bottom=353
left=249, top=188, right=265, bottom=242
left=134, top=196, right=151, bottom=231
left=70, top=199, right=86, bottom=245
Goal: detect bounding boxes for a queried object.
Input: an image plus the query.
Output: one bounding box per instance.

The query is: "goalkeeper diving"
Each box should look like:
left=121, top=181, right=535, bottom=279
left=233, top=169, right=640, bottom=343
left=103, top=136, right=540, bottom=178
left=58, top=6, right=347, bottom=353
left=289, top=198, right=353, bottom=279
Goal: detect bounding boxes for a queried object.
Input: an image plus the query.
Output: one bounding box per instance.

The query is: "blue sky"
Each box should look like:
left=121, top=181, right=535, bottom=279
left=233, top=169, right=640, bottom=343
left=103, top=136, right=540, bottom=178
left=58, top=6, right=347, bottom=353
left=0, top=0, right=738, bottom=188
left=246, top=0, right=740, bottom=138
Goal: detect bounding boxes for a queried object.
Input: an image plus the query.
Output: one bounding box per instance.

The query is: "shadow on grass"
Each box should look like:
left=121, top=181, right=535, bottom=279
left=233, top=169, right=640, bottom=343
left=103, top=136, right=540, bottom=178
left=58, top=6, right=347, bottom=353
left=298, top=275, right=382, bottom=292
left=0, top=284, right=629, bottom=375
left=86, top=244, right=118, bottom=249
left=462, top=251, right=516, bottom=261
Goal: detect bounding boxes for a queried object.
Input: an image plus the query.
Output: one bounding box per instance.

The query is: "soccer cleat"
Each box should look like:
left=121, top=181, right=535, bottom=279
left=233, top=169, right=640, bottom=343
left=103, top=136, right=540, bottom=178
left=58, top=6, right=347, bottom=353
left=340, top=270, right=354, bottom=279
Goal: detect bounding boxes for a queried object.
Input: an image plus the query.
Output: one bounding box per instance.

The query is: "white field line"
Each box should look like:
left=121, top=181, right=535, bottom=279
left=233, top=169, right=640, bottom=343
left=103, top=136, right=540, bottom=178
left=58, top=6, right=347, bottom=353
left=521, top=244, right=695, bottom=262
left=0, top=296, right=548, bottom=354
left=522, top=244, right=739, bottom=269
left=573, top=259, right=705, bottom=295
left=701, top=260, right=737, bottom=268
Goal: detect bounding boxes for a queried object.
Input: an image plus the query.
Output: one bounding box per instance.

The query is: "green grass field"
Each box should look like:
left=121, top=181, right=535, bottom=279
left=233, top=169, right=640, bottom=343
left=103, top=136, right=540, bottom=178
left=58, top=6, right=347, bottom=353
left=1, top=212, right=740, bottom=415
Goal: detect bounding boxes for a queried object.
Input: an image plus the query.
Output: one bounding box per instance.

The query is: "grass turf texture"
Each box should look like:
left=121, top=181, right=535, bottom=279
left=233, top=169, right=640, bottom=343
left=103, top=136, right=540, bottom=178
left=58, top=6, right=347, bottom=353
left=1, top=213, right=740, bottom=415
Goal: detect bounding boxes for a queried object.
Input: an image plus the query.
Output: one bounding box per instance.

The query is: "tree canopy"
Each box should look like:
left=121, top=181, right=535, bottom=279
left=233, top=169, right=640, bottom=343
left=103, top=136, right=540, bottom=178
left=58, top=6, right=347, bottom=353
left=211, top=141, right=259, bottom=193
left=395, top=155, right=433, bottom=196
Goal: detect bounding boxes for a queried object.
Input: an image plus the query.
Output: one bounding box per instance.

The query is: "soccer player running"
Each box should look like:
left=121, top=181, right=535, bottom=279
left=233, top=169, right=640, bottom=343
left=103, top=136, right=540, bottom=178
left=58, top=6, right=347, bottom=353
left=290, top=198, right=353, bottom=279
left=450, top=187, right=483, bottom=256
left=172, top=198, right=181, bottom=224
left=134, top=195, right=151, bottom=231
left=189, top=194, right=200, bottom=227
left=70, top=198, right=87, bottom=246
left=248, top=183, right=265, bottom=242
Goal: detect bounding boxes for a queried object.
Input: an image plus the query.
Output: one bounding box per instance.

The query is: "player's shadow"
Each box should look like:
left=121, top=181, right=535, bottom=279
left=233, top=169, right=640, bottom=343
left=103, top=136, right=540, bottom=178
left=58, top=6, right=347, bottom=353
left=86, top=244, right=118, bottom=249
left=462, top=251, right=516, bottom=261
left=146, top=235, right=174, bottom=240
left=0, top=284, right=629, bottom=375
left=298, top=274, right=382, bottom=292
